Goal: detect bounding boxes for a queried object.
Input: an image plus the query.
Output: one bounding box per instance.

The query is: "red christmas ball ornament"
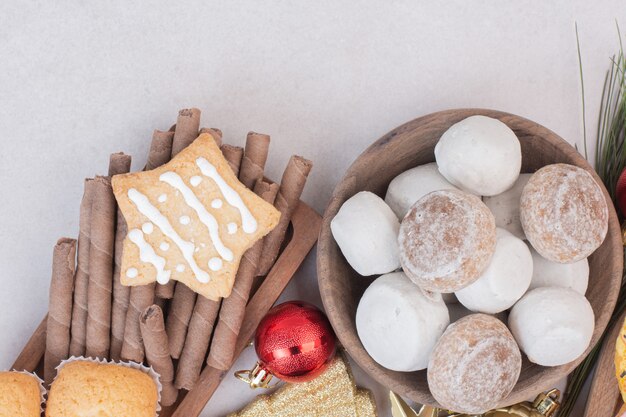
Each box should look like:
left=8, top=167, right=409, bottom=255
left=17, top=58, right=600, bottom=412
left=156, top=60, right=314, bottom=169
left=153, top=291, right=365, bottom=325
left=236, top=301, right=337, bottom=388
left=617, top=168, right=626, bottom=217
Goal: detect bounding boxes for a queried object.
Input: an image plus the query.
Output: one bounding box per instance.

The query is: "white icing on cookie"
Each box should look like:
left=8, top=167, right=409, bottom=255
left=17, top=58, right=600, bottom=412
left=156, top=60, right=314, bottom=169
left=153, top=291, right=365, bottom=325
left=227, top=222, right=237, bottom=234
left=127, top=228, right=171, bottom=285
left=160, top=242, right=170, bottom=251
left=127, top=188, right=210, bottom=284
left=160, top=171, right=234, bottom=262
left=211, top=199, right=223, bottom=209
left=190, top=176, right=202, bottom=187
left=176, top=264, right=185, bottom=272
left=208, top=257, right=223, bottom=271
left=142, top=222, right=154, bottom=234
left=126, top=268, right=138, bottom=279
left=196, top=157, right=258, bottom=234
left=158, top=194, right=167, bottom=203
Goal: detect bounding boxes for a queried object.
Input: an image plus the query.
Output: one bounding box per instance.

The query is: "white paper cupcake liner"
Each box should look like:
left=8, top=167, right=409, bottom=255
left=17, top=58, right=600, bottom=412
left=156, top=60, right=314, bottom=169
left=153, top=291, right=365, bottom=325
left=55, top=356, right=163, bottom=415
left=10, top=370, right=46, bottom=414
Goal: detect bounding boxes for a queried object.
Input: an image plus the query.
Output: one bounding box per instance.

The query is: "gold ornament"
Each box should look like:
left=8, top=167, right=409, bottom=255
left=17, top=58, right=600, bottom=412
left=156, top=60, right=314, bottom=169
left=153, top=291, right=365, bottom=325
left=390, top=391, right=437, bottom=417
left=615, top=315, right=626, bottom=403
left=228, top=351, right=376, bottom=417
left=389, top=389, right=560, bottom=417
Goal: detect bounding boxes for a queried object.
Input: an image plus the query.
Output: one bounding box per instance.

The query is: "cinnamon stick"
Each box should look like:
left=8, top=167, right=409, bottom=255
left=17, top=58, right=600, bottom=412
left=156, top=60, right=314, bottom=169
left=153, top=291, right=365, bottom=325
left=207, top=180, right=278, bottom=370
left=200, top=127, right=223, bottom=147
left=121, top=283, right=155, bottom=362
left=85, top=176, right=116, bottom=358
left=108, top=152, right=132, bottom=361
left=44, top=238, right=77, bottom=384
left=140, top=305, right=178, bottom=406
left=174, top=297, right=220, bottom=389
left=239, top=132, right=270, bottom=189
left=220, top=145, right=244, bottom=177
left=257, top=156, right=312, bottom=276
left=69, top=178, right=96, bottom=357
left=165, top=283, right=197, bottom=359
left=171, top=108, right=201, bottom=157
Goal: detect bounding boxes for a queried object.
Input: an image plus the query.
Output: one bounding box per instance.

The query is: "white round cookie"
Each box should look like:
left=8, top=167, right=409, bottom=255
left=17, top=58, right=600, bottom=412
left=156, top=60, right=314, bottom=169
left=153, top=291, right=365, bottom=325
left=331, top=191, right=400, bottom=276
left=509, top=287, right=595, bottom=366
left=528, top=247, right=589, bottom=295
left=356, top=272, right=450, bottom=371
left=435, top=115, right=522, bottom=196
left=483, top=174, right=532, bottom=239
left=384, top=162, right=459, bottom=219
left=455, top=228, right=532, bottom=314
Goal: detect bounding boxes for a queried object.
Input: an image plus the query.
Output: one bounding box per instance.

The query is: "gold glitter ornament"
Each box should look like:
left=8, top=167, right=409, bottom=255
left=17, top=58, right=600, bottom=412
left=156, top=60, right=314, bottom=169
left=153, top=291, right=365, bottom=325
left=391, top=390, right=560, bottom=417
left=228, top=351, right=376, bottom=417
left=457, top=389, right=561, bottom=417
left=390, top=391, right=436, bottom=417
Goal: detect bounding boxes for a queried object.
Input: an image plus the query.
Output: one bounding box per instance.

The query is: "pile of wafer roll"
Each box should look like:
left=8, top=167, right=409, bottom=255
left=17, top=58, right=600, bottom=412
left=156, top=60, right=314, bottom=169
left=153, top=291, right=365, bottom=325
left=43, top=108, right=312, bottom=407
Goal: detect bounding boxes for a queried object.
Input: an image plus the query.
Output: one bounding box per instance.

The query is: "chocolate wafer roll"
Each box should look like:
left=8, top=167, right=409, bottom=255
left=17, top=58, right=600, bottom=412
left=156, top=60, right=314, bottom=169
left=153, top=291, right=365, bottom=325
left=257, top=156, right=312, bottom=276
left=108, top=152, right=132, bottom=361
left=200, top=127, right=223, bottom=147
left=140, top=305, right=179, bottom=406
left=239, top=132, right=270, bottom=189
left=44, top=238, right=77, bottom=384
left=220, top=145, right=244, bottom=177
left=146, top=130, right=174, bottom=171
left=69, top=178, right=96, bottom=357
left=121, top=283, right=155, bottom=362
left=120, top=129, right=173, bottom=361
left=148, top=130, right=175, bottom=299
left=171, top=108, right=201, bottom=157
left=166, top=283, right=197, bottom=359
left=85, top=176, right=116, bottom=359
left=174, top=297, right=220, bottom=389
left=207, top=180, right=279, bottom=370
left=166, top=136, right=243, bottom=364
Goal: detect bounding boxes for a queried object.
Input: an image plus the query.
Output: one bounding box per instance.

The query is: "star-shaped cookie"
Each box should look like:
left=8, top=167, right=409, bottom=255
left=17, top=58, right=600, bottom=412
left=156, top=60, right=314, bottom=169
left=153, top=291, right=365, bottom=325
left=112, top=133, right=281, bottom=300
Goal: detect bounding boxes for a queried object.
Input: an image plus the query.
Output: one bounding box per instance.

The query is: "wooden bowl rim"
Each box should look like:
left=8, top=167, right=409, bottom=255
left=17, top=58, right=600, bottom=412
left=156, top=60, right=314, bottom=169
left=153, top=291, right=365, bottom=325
left=317, top=108, right=623, bottom=407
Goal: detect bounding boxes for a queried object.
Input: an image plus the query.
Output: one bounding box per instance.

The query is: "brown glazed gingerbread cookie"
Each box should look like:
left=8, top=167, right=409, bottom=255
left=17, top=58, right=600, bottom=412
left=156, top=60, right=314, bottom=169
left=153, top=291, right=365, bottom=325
left=427, top=314, right=521, bottom=414
left=398, top=189, right=496, bottom=293
left=520, top=163, right=608, bottom=263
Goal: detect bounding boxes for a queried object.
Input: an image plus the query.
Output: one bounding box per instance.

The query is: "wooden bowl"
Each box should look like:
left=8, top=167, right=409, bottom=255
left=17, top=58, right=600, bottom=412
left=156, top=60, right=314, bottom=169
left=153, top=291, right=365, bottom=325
left=317, top=109, right=623, bottom=408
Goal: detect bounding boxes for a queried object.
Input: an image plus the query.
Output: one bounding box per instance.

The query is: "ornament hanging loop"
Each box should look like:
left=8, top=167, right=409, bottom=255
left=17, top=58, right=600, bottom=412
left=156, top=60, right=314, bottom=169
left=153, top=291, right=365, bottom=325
left=235, top=362, right=279, bottom=389
left=532, top=388, right=560, bottom=417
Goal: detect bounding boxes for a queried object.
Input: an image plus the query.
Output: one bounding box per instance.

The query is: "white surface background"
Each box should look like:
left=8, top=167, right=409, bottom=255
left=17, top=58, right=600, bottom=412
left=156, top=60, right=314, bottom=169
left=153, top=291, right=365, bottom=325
left=1, top=1, right=625, bottom=416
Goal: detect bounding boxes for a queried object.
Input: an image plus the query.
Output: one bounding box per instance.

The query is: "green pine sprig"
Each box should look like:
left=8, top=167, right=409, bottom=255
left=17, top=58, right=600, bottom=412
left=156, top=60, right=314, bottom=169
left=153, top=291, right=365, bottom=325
left=559, top=22, right=626, bottom=417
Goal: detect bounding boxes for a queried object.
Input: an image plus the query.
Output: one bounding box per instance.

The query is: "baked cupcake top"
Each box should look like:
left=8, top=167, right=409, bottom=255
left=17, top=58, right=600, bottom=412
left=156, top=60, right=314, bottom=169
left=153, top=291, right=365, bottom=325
left=46, top=361, right=158, bottom=417
left=0, top=372, right=42, bottom=417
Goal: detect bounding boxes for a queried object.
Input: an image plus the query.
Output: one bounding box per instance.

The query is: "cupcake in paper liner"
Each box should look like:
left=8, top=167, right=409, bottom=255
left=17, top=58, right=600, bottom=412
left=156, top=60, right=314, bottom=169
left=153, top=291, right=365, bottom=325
left=0, top=369, right=46, bottom=416
left=46, top=356, right=162, bottom=417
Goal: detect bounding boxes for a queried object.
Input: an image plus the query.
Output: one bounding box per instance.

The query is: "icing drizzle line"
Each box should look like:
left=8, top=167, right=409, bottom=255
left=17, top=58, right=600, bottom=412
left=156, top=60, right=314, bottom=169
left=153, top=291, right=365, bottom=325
left=128, top=188, right=211, bottom=283
left=160, top=171, right=234, bottom=261
left=196, top=157, right=258, bottom=234
left=127, top=229, right=171, bottom=285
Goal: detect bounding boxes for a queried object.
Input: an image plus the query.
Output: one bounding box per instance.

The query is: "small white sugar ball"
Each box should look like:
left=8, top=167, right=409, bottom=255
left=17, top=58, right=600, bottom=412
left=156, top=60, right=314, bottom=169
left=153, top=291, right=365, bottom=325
left=528, top=247, right=589, bottom=295
left=331, top=191, right=400, bottom=276
left=509, top=287, right=595, bottom=366
left=483, top=174, right=532, bottom=239
left=455, top=228, right=532, bottom=314
left=384, top=163, right=459, bottom=219
left=356, top=272, right=450, bottom=371
left=435, top=115, right=522, bottom=196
